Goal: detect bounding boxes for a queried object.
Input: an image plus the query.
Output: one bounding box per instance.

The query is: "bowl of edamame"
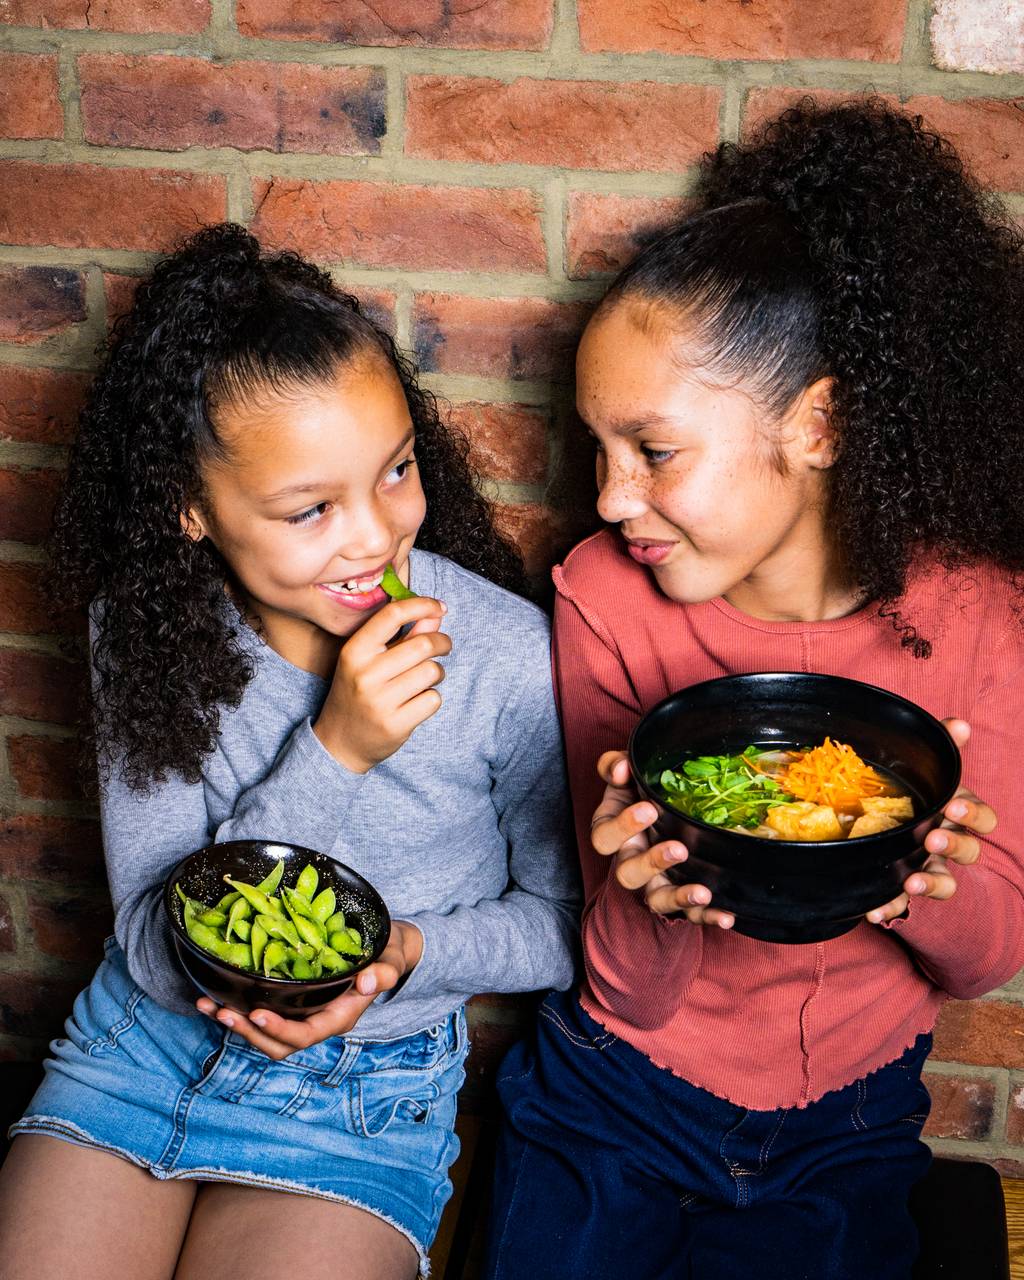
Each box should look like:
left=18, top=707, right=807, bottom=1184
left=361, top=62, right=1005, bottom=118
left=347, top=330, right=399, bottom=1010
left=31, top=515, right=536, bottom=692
left=164, top=839, right=391, bottom=1016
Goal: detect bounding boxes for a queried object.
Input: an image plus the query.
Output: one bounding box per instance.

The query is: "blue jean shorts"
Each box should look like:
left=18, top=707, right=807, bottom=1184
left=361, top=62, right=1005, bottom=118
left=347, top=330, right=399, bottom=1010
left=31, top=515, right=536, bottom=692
left=11, top=939, right=469, bottom=1276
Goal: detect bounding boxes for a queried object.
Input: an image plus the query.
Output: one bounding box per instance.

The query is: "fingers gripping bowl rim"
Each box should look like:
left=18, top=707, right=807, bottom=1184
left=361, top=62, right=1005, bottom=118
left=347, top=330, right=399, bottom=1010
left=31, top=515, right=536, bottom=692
left=627, top=672, right=962, bottom=944
left=164, top=839, right=391, bottom=1016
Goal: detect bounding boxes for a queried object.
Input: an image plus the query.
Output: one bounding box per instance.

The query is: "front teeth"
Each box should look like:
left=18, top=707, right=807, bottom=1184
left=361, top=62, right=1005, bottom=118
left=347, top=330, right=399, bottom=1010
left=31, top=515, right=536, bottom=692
left=327, top=572, right=385, bottom=594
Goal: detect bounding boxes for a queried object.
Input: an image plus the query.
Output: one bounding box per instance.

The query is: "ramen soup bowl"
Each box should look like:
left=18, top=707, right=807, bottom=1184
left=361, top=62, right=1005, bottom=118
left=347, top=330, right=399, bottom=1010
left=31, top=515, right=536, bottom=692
left=628, top=673, right=962, bottom=944
left=164, top=839, right=391, bottom=1016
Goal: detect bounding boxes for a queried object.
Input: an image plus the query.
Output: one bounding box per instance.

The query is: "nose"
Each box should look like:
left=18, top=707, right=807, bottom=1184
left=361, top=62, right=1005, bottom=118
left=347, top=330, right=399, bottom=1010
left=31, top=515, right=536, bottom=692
left=596, top=453, right=648, bottom=524
left=335, top=497, right=393, bottom=564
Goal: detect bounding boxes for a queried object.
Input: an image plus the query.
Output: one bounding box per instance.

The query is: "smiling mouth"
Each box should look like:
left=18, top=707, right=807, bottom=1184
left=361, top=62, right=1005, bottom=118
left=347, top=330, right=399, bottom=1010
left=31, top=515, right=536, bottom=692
left=318, top=566, right=388, bottom=596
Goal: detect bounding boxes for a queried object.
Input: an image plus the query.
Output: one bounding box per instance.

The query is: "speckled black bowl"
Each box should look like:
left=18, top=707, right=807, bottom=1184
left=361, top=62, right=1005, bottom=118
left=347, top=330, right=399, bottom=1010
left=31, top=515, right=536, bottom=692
left=164, top=839, right=391, bottom=1016
left=628, top=672, right=962, bottom=944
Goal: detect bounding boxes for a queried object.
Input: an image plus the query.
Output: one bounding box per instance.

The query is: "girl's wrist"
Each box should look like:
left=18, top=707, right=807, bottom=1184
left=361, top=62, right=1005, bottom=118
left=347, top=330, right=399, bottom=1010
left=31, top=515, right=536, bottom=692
left=311, top=713, right=373, bottom=774
left=397, top=919, right=424, bottom=971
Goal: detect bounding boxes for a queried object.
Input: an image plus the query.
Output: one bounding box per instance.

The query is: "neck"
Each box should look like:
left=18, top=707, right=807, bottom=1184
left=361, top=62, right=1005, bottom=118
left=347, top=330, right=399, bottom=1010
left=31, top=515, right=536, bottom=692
left=243, top=601, right=341, bottom=681
left=724, top=509, right=863, bottom=623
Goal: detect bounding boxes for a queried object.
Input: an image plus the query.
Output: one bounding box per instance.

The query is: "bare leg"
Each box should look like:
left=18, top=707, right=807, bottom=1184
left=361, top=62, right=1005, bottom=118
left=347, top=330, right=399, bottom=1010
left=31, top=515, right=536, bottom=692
left=174, top=1182, right=419, bottom=1280
left=0, top=1135, right=197, bottom=1280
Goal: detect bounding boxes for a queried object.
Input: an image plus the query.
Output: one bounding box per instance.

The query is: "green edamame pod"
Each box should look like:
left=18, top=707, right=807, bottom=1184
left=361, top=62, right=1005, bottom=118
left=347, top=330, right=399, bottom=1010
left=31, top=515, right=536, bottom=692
left=176, top=883, right=205, bottom=918
left=310, top=887, right=336, bottom=924
left=222, top=941, right=255, bottom=971
left=319, top=946, right=354, bottom=975
left=255, top=912, right=304, bottom=950
left=292, top=913, right=327, bottom=951
left=290, top=955, right=315, bottom=980
left=381, top=563, right=417, bottom=601
left=250, top=920, right=268, bottom=970
left=232, top=918, right=252, bottom=943
left=295, top=864, right=319, bottom=901
left=262, top=939, right=288, bottom=977
left=224, top=877, right=284, bottom=918
left=256, top=858, right=285, bottom=896
left=224, top=896, right=252, bottom=941
left=185, top=918, right=222, bottom=952
left=324, top=911, right=346, bottom=933
left=328, top=929, right=363, bottom=956
left=346, top=926, right=363, bottom=949
left=196, top=908, right=228, bottom=928
left=214, top=890, right=242, bottom=912
left=281, top=885, right=315, bottom=920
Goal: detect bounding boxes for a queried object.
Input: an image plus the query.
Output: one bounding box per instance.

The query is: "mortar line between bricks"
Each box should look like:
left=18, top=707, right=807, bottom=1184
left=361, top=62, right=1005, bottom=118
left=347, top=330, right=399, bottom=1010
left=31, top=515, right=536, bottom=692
left=550, top=0, right=581, bottom=57
left=5, top=29, right=1024, bottom=95
left=392, top=288, right=413, bottom=350
left=994, top=1069, right=1011, bottom=1143
left=900, top=0, right=935, bottom=73
left=0, top=634, right=75, bottom=656
left=0, top=542, right=47, bottom=564
left=925, top=1059, right=1010, bottom=1084
left=57, top=45, right=83, bottom=146
left=0, top=445, right=70, bottom=468
left=7, top=798, right=99, bottom=821
left=209, top=0, right=236, bottom=37
left=928, top=1134, right=1024, bottom=1164
left=0, top=717, right=78, bottom=740
left=383, top=65, right=405, bottom=161
left=543, top=173, right=568, bottom=282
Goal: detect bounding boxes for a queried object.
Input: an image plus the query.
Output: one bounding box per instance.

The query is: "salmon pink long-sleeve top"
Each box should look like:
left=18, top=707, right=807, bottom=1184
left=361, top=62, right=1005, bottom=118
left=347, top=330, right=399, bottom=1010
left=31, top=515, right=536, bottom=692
left=552, top=529, right=1024, bottom=1110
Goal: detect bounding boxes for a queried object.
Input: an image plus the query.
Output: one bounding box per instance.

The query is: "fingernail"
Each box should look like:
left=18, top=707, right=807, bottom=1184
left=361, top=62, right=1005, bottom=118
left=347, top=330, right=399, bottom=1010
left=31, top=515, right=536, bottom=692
left=690, top=888, right=710, bottom=905
left=948, top=801, right=967, bottom=820
left=439, top=601, right=448, bottom=614
left=361, top=974, right=377, bottom=994
left=635, top=804, right=657, bottom=825
left=220, top=1015, right=234, bottom=1028
left=868, top=910, right=883, bottom=923
left=908, top=877, right=926, bottom=895
left=719, top=917, right=734, bottom=929
left=252, top=1016, right=267, bottom=1028
left=665, top=844, right=687, bottom=863
left=930, top=833, right=948, bottom=852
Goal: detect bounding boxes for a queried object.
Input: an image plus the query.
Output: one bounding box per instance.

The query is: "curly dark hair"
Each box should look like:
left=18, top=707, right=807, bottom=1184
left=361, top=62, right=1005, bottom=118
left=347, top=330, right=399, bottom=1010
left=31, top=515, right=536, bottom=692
left=52, top=223, right=527, bottom=790
left=601, top=97, right=1024, bottom=655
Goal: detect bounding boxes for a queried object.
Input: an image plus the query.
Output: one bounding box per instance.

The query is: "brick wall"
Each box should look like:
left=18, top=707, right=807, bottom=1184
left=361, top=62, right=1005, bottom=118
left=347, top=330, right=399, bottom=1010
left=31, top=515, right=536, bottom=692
left=1, top=0, right=1023, bottom=1168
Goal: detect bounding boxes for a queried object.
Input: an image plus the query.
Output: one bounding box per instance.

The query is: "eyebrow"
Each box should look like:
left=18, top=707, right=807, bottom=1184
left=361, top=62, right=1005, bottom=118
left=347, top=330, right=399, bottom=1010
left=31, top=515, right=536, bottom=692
left=580, top=414, right=680, bottom=436
left=263, top=428, right=416, bottom=502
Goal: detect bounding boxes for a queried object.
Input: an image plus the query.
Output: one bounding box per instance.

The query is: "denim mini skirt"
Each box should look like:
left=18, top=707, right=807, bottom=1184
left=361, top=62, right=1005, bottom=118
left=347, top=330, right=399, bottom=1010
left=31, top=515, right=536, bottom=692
left=10, top=938, right=469, bottom=1275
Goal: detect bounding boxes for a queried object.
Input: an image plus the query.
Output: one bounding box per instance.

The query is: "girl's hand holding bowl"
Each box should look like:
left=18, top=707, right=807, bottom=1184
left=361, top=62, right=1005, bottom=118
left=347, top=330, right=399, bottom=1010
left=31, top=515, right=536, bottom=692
left=197, top=919, right=423, bottom=1061
left=592, top=712, right=995, bottom=936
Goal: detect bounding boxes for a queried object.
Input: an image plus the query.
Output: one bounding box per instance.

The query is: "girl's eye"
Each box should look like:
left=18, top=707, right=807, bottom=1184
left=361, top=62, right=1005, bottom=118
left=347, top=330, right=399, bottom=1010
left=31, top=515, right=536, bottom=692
left=641, top=446, right=677, bottom=465
left=386, top=456, right=416, bottom=485
left=286, top=502, right=329, bottom=526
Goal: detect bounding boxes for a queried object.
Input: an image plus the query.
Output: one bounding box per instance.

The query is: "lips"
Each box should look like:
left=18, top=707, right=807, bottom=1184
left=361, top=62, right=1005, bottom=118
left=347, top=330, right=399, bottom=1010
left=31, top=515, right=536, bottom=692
left=317, top=562, right=390, bottom=611
left=623, top=536, right=676, bottom=566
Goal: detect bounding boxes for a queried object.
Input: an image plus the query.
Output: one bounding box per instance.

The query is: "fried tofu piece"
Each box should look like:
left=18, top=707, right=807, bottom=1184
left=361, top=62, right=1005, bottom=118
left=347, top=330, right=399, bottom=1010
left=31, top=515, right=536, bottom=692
left=766, top=802, right=844, bottom=842
left=861, top=795, right=914, bottom=821
left=849, top=812, right=901, bottom=838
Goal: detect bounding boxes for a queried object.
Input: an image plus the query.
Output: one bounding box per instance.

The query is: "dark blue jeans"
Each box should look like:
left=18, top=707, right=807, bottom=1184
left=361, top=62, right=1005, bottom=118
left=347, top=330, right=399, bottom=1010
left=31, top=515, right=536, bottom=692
left=484, top=988, right=932, bottom=1280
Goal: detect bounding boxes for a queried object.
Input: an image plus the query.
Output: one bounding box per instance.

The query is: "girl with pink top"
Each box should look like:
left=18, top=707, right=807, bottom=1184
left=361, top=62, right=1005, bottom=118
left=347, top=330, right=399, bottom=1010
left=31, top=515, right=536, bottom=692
left=484, top=99, right=1024, bottom=1280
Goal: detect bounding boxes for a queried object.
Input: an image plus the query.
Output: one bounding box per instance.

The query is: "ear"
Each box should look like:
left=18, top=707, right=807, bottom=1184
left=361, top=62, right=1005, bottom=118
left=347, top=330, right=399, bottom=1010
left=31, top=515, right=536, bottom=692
left=180, top=506, right=207, bottom=543
left=795, top=376, right=836, bottom=470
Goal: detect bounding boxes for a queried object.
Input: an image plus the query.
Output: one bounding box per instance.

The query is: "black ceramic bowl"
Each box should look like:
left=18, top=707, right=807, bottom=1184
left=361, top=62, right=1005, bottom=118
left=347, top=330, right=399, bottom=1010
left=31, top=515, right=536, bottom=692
left=164, top=839, right=391, bottom=1016
left=628, top=672, right=961, bottom=944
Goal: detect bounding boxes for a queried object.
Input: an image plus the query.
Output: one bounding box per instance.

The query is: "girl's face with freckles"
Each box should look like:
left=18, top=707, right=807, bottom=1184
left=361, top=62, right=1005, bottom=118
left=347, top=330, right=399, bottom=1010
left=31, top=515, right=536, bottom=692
left=187, top=353, right=426, bottom=670
left=576, top=300, right=843, bottom=621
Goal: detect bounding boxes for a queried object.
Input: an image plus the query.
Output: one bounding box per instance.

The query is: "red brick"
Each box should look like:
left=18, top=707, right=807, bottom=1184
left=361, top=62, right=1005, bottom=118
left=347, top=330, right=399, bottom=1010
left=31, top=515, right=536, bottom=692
left=412, top=294, right=589, bottom=382
left=494, top=502, right=564, bottom=576
left=0, top=815, right=103, bottom=883
left=742, top=88, right=898, bottom=138
left=1, top=0, right=210, bottom=33
left=103, top=272, right=142, bottom=330
left=566, top=193, right=691, bottom=280
left=932, top=1000, right=1024, bottom=1069
left=236, top=0, right=553, bottom=51
left=0, top=562, right=81, bottom=635
left=922, top=1071, right=996, bottom=1140
left=28, top=894, right=112, bottom=963
left=0, top=267, right=86, bottom=346
left=578, top=0, right=907, bottom=61
left=0, top=366, right=89, bottom=445
left=406, top=76, right=721, bottom=173
left=0, top=162, right=226, bottom=252
left=8, top=734, right=84, bottom=803
left=0, top=894, right=16, bottom=954
left=448, top=402, right=549, bottom=485
left=0, top=972, right=86, bottom=1039
left=1008, top=1078, right=1024, bottom=1145
left=80, top=56, right=385, bottom=155
left=0, top=649, right=84, bottom=724
left=0, top=468, right=63, bottom=544
left=251, top=178, right=545, bottom=273
left=0, top=54, right=61, bottom=140
left=903, top=96, right=1024, bottom=191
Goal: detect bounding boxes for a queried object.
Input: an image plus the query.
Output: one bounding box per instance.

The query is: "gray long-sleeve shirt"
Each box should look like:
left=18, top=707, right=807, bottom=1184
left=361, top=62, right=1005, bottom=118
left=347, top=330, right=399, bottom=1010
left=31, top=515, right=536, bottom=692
left=98, top=549, right=580, bottom=1036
